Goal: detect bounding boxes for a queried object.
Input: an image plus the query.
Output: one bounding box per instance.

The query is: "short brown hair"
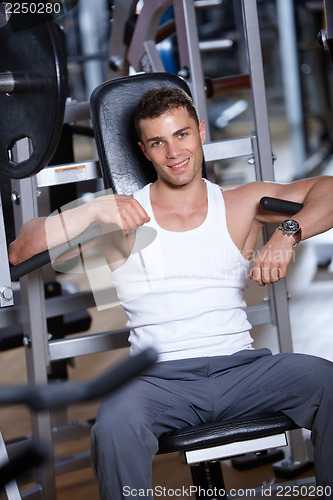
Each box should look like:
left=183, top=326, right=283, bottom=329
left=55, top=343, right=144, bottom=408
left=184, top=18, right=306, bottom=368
left=135, top=86, right=199, bottom=138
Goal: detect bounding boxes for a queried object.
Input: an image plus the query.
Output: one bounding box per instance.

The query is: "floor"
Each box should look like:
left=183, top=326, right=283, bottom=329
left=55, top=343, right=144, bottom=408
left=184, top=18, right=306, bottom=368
left=1, top=114, right=333, bottom=499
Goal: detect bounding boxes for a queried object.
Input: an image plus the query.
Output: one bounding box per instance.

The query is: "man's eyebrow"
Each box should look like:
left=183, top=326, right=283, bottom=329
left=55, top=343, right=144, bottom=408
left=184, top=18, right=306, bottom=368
left=146, top=135, right=163, bottom=144
left=174, top=126, right=191, bottom=136
left=146, top=127, right=191, bottom=144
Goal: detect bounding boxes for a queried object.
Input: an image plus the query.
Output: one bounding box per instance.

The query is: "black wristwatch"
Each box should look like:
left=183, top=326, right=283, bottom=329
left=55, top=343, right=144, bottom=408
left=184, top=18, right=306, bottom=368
left=277, top=219, right=302, bottom=247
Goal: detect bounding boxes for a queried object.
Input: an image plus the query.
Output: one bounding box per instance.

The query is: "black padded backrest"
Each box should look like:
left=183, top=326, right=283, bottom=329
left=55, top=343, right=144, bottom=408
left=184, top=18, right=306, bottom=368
left=90, top=72, right=194, bottom=195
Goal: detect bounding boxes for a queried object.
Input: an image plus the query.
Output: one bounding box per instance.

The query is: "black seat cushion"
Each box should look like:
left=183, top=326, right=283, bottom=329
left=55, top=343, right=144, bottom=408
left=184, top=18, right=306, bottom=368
left=158, top=414, right=298, bottom=454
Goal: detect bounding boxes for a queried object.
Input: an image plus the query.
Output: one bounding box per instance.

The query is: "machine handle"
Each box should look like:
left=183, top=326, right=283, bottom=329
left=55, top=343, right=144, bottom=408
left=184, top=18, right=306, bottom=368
left=260, top=197, right=303, bottom=216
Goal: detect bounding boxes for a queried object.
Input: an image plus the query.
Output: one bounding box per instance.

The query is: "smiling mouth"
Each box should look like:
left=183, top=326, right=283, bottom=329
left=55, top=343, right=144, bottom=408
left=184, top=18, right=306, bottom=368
left=168, top=159, right=189, bottom=170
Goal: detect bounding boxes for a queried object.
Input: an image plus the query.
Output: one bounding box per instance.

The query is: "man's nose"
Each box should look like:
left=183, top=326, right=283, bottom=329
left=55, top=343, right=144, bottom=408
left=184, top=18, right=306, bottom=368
left=166, top=141, right=181, bottom=158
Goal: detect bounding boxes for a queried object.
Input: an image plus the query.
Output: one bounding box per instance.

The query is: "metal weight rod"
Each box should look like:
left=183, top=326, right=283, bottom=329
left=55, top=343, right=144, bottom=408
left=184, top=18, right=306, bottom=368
left=0, top=72, right=52, bottom=94
left=0, top=12, right=68, bottom=179
left=0, top=73, right=15, bottom=94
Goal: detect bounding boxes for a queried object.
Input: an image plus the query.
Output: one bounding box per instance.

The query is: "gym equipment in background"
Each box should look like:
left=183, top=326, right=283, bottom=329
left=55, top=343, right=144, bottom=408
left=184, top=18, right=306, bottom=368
left=0, top=12, right=67, bottom=179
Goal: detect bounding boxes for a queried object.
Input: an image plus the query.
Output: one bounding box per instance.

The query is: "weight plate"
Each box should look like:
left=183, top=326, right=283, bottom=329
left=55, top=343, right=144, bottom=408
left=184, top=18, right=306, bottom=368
left=0, top=13, right=67, bottom=178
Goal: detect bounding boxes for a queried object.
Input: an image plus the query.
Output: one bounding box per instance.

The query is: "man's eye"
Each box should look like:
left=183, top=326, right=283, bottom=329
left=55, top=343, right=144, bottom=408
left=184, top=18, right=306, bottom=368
left=152, top=141, right=162, bottom=147
left=179, top=132, right=187, bottom=138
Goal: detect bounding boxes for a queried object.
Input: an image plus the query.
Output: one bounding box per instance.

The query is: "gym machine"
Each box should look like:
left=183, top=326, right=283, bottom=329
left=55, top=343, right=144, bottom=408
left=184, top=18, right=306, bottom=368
left=277, top=0, right=333, bottom=179
left=0, top=0, right=325, bottom=498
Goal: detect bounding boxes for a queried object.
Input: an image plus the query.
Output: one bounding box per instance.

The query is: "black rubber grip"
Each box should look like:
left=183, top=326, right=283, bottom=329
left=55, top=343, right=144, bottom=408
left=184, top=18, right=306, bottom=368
left=260, top=197, right=303, bottom=215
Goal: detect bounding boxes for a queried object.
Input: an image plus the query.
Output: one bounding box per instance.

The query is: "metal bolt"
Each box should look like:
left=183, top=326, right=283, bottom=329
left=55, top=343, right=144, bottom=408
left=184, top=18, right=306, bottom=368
left=178, top=67, right=190, bottom=79
left=1, top=286, right=13, bottom=302
left=11, top=190, right=20, bottom=205
left=318, top=28, right=328, bottom=51
left=109, top=56, right=124, bottom=71
left=23, top=335, right=32, bottom=347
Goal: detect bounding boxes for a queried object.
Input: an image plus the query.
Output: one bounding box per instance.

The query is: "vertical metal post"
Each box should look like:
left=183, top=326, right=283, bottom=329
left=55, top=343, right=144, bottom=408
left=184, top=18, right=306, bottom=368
left=251, top=134, right=293, bottom=353
left=107, top=0, right=138, bottom=79
left=242, top=0, right=274, bottom=181
left=11, top=177, right=56, bottom=500
left=276, top=0, right=307, bottom=178
left=78, top=0, right=108, bottom=98
left=0, top=192, right=14, bottom=308
left=173, top=0, right=211, bottom=139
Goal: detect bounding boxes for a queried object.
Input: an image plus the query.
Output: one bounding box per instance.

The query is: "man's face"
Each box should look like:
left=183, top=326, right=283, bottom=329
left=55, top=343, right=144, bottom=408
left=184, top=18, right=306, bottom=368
left=138, top=107, right=205, bottom=187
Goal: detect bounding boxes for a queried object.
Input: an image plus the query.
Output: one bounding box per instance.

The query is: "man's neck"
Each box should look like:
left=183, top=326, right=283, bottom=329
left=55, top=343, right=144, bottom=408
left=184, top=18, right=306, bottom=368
left=150, top=175, right=206, bottom=210
left=149, top=176, right=208, bottom=232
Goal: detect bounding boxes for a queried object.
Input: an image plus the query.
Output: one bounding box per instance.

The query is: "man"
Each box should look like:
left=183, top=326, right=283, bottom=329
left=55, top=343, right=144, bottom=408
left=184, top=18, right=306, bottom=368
left=9, top=86, right=333, bottom=498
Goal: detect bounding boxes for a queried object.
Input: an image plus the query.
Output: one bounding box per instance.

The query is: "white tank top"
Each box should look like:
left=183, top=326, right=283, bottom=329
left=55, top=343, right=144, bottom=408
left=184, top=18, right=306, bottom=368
left=111, top=179, right=253, bottom=361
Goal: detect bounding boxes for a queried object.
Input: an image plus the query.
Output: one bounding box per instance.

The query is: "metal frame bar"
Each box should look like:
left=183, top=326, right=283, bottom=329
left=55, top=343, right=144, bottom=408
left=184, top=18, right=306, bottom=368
left=127, top=0, right=172, bottom=70
left=173, top=0, right=210, bottom=135
left=0, top=289, right=95, bottom=329
left=276, top=0, right=307, bottom=177
left=142, top=39, right=165, bottom=72
left=241, top=0, right=274, bottom=182
left=107, top=0, right=137, bottom=79
left=36, top=160, right=101, bottom=188
left=0, top=192, right=13, bottom=308
left=49, top=329, right=129, bottom=361
left=203, top=136, right=253, bottom=162
left=11, top=177, right=56, bottom=500
left=0, top=430, right=22, bottom=500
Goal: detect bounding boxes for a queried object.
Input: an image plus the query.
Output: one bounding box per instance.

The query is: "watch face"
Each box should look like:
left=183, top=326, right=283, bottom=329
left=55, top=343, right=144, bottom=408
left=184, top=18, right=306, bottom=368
left=282, top=219, right=299, bottom=232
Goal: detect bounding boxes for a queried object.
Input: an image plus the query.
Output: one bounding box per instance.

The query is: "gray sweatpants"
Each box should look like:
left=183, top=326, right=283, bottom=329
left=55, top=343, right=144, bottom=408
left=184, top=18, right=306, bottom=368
left=91, top=348, right=333, bottom=499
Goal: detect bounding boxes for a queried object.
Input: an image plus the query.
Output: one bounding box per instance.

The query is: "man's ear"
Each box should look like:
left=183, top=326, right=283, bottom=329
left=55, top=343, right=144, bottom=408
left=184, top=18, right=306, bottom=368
left=138, top=141, right=151, bottom=162
left=199, top=120, right=206, bottom=144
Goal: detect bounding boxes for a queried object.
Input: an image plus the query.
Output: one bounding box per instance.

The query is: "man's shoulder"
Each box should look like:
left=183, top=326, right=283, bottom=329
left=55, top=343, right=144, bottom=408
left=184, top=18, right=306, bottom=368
left=221, top=181, right=263, bottom=197
left=133, top=182, right=151, bottom=196
left=221, top=181, right=277, bottom=215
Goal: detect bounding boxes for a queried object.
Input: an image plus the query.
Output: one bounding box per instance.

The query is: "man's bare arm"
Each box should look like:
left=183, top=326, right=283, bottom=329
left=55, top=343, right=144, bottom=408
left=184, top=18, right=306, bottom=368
left=250, top=175, right=333, bottom=286
left=8, top=194, right=150, bottom=266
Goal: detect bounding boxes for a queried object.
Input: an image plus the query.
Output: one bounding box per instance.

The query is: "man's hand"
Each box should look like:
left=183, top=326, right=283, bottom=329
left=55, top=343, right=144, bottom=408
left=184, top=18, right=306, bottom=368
left=248, top=229, right=295, bottom=286
left=88, top=194, right=150, bottom=235
left=8, top=217, right=47, bottom=266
